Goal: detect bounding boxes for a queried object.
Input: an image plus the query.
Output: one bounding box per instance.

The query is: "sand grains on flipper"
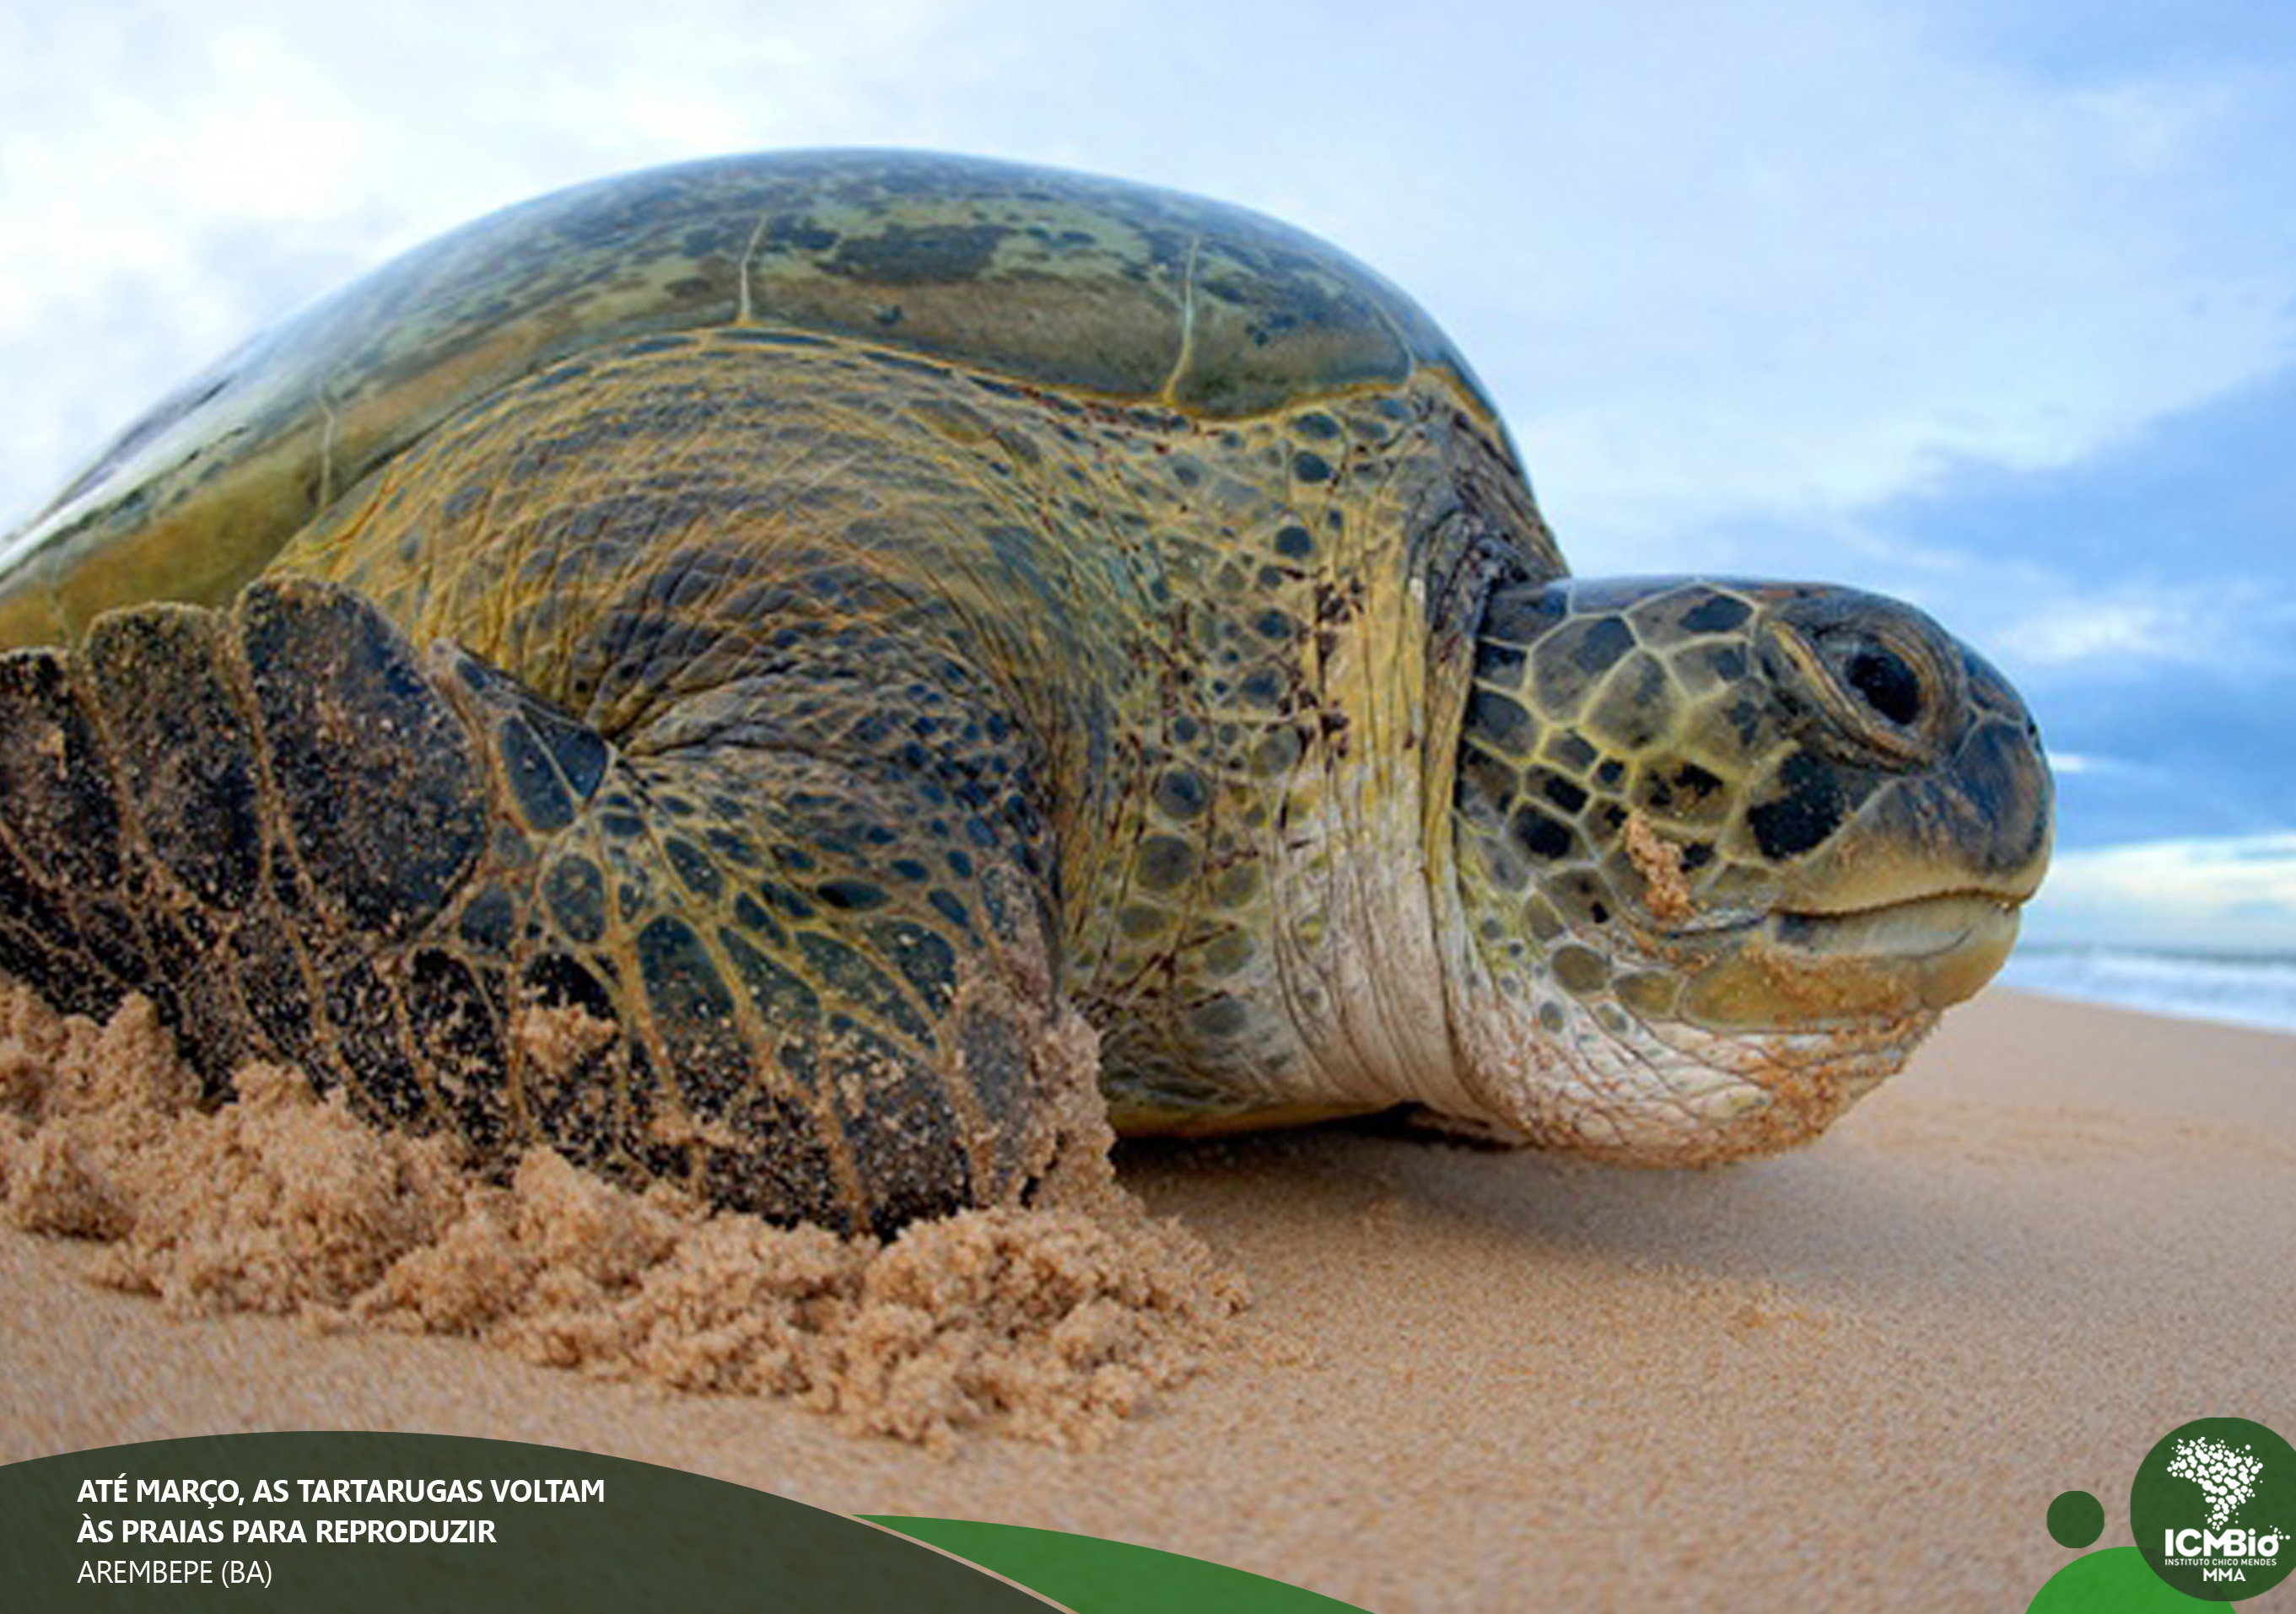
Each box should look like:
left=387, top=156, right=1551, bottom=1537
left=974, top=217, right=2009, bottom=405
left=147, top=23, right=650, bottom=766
left=0, top=981, right=1245, bottom=1451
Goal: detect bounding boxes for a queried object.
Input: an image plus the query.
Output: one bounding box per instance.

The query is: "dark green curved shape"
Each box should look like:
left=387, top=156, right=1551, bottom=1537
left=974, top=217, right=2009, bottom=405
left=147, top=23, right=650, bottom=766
left=1, top=1431, right=1051, bottom=1613
left=870, top=1515, right=1372, bottom=1612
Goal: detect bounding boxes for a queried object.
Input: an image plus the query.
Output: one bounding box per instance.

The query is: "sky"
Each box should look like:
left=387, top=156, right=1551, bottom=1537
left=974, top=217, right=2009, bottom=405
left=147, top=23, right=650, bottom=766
left=0, top=0, right=2290, bottom=952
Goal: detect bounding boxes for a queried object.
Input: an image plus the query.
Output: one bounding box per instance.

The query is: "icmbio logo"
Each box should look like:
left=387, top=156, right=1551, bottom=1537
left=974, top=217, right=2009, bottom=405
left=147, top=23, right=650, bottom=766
left=2130, top=1417, right=2294, bottom=1601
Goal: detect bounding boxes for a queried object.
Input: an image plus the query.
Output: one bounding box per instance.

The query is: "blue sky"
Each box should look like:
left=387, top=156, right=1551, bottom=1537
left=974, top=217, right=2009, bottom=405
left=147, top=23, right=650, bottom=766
left=1, top=0, right=2290, bottom=950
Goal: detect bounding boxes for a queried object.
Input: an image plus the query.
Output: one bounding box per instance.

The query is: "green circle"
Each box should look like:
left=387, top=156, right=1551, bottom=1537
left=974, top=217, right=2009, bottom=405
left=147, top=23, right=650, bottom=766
left=2130, top=1416, right=2296, bottom=1601
left=2048, top=1489, right=2105, bottom=1548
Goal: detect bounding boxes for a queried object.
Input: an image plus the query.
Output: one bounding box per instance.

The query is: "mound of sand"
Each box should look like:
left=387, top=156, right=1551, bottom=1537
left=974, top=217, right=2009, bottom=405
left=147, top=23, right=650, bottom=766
left=0, top=982, right=1242, bottom=1451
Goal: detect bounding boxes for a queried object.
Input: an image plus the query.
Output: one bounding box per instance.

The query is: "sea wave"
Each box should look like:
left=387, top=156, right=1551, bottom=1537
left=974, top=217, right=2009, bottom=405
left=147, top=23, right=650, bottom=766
left=2000, top=946, right=2296, bottom=1036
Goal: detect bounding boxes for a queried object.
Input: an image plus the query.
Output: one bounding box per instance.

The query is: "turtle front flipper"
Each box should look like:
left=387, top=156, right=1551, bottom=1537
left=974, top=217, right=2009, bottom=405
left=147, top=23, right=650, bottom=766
left=0, top=578, right=1081, bottom=1234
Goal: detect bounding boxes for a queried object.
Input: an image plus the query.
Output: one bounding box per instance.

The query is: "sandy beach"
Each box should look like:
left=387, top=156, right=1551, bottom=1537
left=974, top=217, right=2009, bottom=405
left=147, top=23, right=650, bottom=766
left=4, top=985, right=2292, bottom=1612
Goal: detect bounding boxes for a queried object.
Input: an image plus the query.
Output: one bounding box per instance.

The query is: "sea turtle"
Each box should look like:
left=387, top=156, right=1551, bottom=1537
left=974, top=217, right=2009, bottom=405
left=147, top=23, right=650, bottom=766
left=0, top=152, right=2050, bottom=1235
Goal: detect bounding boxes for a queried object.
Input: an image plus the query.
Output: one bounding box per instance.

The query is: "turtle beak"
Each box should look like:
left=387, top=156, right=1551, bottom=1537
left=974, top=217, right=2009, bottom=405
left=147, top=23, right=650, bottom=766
left=1679, top=890, right=2026, bottom=1028
left=1684, top=612, right=2052, bottom=1032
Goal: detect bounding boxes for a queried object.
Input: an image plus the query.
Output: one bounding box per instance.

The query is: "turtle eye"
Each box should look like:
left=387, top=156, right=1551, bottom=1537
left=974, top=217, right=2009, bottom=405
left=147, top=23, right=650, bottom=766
left=1845, top=645, right=1923, bottom=728
left=1760, top=618, right=1944, bottom=768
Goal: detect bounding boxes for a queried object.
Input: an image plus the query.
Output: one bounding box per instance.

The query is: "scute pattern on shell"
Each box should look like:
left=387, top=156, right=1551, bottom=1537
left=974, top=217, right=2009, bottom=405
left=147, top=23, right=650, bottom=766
left=0, top=151, right=1496, bottom=647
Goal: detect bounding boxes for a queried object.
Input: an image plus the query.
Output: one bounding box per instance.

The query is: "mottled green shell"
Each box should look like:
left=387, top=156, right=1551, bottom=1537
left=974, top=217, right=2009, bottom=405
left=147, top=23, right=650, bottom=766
left=0, top=150, right=1500, bottom=645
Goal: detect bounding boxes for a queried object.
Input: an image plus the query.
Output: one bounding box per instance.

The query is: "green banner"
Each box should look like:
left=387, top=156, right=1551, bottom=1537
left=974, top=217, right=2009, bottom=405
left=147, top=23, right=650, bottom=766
left=870, top=1517, right=1372, bottom=1612
left=1, top=1431, right=1381, bottom=1612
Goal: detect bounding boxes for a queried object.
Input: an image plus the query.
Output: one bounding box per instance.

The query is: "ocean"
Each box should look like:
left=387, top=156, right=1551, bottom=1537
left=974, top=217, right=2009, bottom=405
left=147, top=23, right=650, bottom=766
left=1999, top=946, right=2296, bottom=1037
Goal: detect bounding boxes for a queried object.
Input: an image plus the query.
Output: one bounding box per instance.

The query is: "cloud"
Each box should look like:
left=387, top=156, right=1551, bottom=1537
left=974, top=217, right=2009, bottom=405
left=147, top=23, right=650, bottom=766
left=2004, top=594, right=2204, bottom=668
left=1993, top=567, right=2296, bottom=682
left=2022, top=832, right=2296, bottom=953
left=1771, top=367, right=2296, bottom=857
left=3, top=0, right=2293, bottom=551
left=0, top=0, right=1024, bottom=523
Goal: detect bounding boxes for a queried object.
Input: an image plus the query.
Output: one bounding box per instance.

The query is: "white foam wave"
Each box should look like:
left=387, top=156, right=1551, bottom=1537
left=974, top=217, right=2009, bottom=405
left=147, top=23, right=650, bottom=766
left=2001, top=947, right=2296, bottom=1036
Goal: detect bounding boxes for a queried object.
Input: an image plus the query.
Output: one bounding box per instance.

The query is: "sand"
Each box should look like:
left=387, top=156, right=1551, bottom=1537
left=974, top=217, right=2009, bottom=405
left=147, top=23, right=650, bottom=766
left=3, top=984, right=2293, bottom=1611
left=0, top=983, right=1240, bottom=1452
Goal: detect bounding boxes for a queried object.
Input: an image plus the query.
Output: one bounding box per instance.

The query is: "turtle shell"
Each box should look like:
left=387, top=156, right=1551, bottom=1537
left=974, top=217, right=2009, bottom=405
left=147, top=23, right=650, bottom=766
left=0, top=149, right=1501, bottom=646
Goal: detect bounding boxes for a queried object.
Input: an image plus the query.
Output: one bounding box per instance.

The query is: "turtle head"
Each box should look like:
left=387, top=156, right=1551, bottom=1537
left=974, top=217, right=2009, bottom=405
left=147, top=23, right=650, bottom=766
left=1440, top=574, right=2051, bottom=1161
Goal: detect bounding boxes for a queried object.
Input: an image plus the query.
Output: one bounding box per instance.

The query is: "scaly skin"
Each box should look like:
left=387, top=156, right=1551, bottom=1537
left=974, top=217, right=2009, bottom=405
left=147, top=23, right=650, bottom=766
left=267, top=330, right=1546, bottom=1137
left=1443, top=573, right=2048, bottom=1160
left=0, top=153, right=2051, bottom=1233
